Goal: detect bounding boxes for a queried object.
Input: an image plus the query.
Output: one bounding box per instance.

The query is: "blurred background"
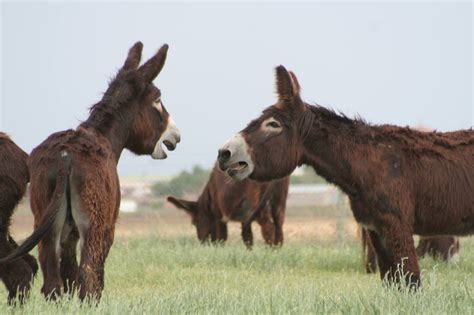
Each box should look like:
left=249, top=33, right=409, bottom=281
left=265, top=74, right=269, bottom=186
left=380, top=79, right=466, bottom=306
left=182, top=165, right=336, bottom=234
left=1, top=2, right=472, bottom=243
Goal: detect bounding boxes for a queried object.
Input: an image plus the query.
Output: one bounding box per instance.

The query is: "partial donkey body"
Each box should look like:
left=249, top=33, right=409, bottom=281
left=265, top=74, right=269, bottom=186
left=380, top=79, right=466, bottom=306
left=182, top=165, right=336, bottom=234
left=0, top=133, right=38, bottom=303
left=168, top=165, right=289, bottom=247
left=218, top=66, right=474, bottom=288
left=0, top=42, right=180, bottom=301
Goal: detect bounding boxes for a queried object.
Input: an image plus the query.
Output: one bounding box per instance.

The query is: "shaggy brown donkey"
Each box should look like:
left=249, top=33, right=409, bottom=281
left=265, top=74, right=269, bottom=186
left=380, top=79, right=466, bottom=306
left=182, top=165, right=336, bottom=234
left=168, top=165, right=289, bottom=247
left=361, top=228, right=460, bottom=274
left=218, top=66, right=474, bottom=288
left=0, top=133, right=38, bottom=303
left=0, top=42, right=181, bottom=301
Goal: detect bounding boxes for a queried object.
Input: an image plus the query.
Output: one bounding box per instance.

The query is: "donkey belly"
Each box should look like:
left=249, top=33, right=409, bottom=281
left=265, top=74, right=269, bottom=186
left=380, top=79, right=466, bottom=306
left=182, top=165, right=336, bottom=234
left=229, top=199, right=257, bottom=223
left=414, top=204, right=474, bottom=236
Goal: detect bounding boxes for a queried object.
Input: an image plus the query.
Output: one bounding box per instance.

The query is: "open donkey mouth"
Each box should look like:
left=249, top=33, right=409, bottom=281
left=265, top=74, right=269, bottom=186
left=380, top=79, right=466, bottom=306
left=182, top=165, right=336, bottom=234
left=226, top=161, right=248, bottom=177
left=163, top=140, right=176, bottom=151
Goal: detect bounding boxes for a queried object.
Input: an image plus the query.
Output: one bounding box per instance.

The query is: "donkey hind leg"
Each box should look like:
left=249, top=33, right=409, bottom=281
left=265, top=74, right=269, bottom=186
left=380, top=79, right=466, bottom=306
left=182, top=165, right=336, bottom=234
left=370, top=226, right=420, bottom=289
left=60, top=223, right=80, bottom=295
left=241, top=223, right=253, bottom=249
left=215, top=221, right=228, bottom=243
left=256, top=212, right=275, bottom=246
left=0, top=235, right=34, bottom=304
left=271, top=204, right=285, bottom=246
left=38, top=200, right=68, bottom=300
left=7, top=235, right=39, bottom=276
left=362, top=229, right=378, bottom=273
left=77, top=225, right=114, bottom=302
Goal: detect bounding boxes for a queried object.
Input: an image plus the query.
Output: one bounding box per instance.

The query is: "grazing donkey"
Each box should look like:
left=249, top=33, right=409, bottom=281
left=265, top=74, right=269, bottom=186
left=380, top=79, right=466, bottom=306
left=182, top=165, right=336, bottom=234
left=168, top=165, right=289, bottom=247
left=361, top=228, right=460, bottom=274
left=0, top=133, right=38, bottom=303
left=0, top=42, right=181, bottom=301
left=217, top=66, right=474, bottom=288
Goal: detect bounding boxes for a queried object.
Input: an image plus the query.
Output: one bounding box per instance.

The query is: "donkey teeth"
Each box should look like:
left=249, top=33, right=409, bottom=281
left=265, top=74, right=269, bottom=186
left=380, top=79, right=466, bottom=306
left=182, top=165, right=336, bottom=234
left=227, top=162, right=248, bottom=177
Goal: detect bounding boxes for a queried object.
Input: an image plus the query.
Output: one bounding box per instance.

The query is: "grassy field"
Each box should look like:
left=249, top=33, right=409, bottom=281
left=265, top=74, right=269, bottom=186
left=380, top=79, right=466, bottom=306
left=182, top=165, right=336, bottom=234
left=1, top=205, right=473, bottom=314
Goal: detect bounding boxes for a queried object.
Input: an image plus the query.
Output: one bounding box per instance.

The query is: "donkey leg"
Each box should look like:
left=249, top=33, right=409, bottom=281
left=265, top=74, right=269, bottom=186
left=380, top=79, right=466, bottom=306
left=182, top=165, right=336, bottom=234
left=241, top=223, right=253, bottom=248
left=368, top=231, right=389, bottom=276
left=362, top=229, right=378, bottom=273
left=7, top=235, right=39, bottom=276
left=60, top=226, right=80, bottom=295
left=372, top=225, right=420, bottom=289
left=38, top=237, right=63, bottom=299
left=256, top=212, right=275, bottom=246
left=270, top=204, right=285, bottom=246
left=0, top=235, right=34, bottom=305
left=78, top=226, right=114, bottom=301
left=215, top=221, right=228, bottom=243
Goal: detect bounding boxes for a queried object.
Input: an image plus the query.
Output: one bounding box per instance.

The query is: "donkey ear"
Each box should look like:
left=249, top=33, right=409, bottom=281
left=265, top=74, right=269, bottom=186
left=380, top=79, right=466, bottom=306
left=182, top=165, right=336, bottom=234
left=122, top=41, right=143, bottom=71
left=288, top=71, right=301, bottom=95
left=275, top=65, right=300, bottom=100
left=167, top=196, right=197, bottom=215
left=138, top=44, right=169, bottom=82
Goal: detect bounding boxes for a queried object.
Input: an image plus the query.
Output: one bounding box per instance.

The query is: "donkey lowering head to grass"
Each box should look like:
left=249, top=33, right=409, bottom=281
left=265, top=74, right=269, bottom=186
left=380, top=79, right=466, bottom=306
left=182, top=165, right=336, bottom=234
left=0, top=42, right=181, bottom=301
left=218, top=66, right=474, bottom=289
left=168, top=165, right=289, bottom=247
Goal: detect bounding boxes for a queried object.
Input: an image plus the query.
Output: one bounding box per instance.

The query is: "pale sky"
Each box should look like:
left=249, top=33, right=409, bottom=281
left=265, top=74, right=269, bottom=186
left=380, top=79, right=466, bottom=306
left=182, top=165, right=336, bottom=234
left=1, top=2, right=472, bottom=176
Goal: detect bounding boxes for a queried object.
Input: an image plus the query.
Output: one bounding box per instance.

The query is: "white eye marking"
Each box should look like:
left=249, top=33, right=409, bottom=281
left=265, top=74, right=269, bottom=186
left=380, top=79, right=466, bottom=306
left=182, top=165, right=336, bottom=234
left=153, top=98, right=163, bottom=114
left=262, top=117, right=282, bottom=133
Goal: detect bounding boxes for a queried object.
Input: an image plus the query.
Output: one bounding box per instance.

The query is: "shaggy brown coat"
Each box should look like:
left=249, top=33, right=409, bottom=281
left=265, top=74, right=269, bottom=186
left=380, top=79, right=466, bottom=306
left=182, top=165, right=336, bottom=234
left=0, top=133, right=38, bottom=303
left=168, top=166, right=289, bottom=247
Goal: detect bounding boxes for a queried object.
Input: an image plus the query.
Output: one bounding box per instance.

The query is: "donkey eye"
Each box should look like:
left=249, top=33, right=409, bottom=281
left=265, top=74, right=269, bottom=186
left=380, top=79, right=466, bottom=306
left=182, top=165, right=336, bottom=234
left=266, top=121, right=281, bottom=128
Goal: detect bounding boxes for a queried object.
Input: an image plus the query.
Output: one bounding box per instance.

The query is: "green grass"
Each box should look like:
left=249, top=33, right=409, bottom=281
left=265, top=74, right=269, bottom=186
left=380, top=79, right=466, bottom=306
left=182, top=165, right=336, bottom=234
left=1, top=237, right=473, bottom=314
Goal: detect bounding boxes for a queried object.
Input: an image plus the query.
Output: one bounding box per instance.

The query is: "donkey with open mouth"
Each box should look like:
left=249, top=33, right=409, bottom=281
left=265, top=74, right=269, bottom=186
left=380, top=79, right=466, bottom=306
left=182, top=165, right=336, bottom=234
left=218, top=66, right=474, bottom=289
left=0, top=42, right=181, bottom=301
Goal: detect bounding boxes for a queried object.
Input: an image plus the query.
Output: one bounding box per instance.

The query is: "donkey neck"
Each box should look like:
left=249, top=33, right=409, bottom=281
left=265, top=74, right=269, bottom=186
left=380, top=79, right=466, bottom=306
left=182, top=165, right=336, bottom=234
left=300, top=106, right=371, bottom=196
left=80, top=86, right=139, bottom=161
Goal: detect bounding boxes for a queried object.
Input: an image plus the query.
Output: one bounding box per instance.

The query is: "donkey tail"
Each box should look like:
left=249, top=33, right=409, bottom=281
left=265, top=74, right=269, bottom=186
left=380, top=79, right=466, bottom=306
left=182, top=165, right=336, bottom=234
left=0, top=151, right=72, bottom=264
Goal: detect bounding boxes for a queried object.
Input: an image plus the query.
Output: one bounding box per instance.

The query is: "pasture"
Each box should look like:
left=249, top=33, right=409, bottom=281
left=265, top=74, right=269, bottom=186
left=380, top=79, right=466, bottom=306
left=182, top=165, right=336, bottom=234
left=2, top=202, right=473, bottom=314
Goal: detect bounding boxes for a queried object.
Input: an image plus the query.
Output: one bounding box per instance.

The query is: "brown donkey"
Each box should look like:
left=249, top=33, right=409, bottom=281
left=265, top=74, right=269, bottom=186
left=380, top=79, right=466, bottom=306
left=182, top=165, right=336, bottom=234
left=361, top=228, right=460, bottom=274
left=0, top=133, right=38, bottom=303
left=0, top=42, right=181, bottom=301
left=167, top=165, right=289, bottom=247
left=218, top=66, right=474, bottom=288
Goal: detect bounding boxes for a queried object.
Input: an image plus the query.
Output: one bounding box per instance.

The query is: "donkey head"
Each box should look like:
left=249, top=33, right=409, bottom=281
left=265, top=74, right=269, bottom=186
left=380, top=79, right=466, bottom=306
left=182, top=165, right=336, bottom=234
left=119, top=42, right=181, bottom=159
left=167, top=196, right=213, bottom=242
left=218, top=66, right=307, bottom=181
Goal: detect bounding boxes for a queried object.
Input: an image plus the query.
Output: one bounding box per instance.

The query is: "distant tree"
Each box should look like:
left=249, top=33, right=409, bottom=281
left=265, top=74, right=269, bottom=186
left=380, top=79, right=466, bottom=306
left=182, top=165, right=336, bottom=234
left=290, top=166, right=327, bottom=184
left=153, top=165, right=211, bottom=197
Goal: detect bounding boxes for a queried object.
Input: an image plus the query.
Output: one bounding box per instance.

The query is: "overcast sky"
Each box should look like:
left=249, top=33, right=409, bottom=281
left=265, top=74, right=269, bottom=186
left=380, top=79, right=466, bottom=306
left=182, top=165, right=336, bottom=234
left=1, top=2, right=472, bottom=177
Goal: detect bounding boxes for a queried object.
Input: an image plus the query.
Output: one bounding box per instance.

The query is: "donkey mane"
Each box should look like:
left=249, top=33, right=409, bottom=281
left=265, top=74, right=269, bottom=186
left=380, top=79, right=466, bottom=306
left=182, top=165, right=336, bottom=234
left=80, top=72, right=143, bottom=135
left=306, top=103, right=474, bottom=157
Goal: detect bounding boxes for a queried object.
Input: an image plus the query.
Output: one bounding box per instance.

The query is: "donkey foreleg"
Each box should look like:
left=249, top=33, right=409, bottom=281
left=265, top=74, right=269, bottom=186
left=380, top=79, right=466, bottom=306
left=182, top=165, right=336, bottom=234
left=371, top=222, right=420, bottom=289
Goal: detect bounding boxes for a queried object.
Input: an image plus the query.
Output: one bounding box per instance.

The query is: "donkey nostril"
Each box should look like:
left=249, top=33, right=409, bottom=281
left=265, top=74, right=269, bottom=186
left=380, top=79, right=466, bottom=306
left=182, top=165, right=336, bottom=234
left=218, top=149, right=232, bottom=163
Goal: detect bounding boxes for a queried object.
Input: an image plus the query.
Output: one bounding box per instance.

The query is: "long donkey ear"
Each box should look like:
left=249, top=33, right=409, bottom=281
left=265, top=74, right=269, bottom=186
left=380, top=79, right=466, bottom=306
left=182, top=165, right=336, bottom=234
left=138, top=44, right=169, bottom=82
left=122, top=41, right=143, bottom=71
left=275, top=65, right=300, bottom=100
left=167, top=196, right=197, bottom=215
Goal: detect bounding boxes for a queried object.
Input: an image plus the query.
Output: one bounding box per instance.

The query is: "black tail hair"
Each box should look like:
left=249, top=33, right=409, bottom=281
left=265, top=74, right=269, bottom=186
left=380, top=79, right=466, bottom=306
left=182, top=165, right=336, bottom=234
left=0, top=151, right=72, bottom=264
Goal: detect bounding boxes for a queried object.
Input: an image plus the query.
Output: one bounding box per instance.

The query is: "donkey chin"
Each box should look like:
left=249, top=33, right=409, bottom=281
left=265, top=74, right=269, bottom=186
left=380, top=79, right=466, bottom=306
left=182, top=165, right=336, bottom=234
left=152, top=120, right=181, bottom=159
left=218, top=133, right=255, bottom=180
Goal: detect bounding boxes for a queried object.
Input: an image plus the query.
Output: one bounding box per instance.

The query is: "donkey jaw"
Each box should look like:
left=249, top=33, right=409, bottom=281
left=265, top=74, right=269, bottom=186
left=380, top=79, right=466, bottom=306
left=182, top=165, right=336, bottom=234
left=152, top=117, right=181, bottom=160
left=218, top=133, right=254, bottom=180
